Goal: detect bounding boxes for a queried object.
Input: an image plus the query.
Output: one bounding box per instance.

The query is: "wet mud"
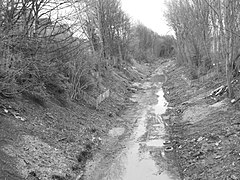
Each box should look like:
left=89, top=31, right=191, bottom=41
left=84, top=63, right=180, bottom=180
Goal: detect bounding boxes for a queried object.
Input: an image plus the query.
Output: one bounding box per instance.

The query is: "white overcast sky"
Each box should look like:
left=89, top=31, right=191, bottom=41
left=121, top=0, right=173, bottom=36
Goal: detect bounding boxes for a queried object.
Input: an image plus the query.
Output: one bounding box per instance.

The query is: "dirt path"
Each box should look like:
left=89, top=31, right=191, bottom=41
left=83, top=61, right=180, bottom=180
left=3, top=58, right=238, bottom=180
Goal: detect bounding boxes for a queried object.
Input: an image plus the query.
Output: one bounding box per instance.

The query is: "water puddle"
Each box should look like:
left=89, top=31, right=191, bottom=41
left=115, top=85, right=177, bottom=180
left=145, top=139, right=165, bottom=147
left=86, top=72, right=179, bottom=180
left=111, top=86, right=176, bottom=179
left=121, top=146, right=161, bottom=180
left=154, top=90, right=168, bottom=114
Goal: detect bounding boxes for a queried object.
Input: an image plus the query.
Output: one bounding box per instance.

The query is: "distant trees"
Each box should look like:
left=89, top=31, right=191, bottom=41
left=129, top=23, right=174, bottom=63
left=165, top=0, right=211, bottom=68
left=165, top=0, right=240, bottom=98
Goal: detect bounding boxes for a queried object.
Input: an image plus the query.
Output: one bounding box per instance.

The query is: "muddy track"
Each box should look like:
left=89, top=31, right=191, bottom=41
left=83, top=61, right=180, bottom=180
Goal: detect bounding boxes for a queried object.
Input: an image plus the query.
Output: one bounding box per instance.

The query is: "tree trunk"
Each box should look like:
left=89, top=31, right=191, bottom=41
left=226, top=62, right=233, bottom=98
left=225, top=0, right=234, bottom=98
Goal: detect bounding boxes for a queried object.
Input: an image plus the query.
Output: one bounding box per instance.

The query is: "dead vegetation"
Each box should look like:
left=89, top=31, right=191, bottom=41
left=162, top=60, right=240, bottom=180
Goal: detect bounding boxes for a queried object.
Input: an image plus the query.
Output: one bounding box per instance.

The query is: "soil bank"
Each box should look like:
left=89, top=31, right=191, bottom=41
left=162, top=59, right=240, bottom=180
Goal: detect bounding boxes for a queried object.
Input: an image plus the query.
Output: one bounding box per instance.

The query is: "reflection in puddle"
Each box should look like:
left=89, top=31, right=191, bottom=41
left=121, top=144, right=162, bottom=180
left=134, top=113, right=147, bottom=139
left=97, top=76, right=178, bottom=180
left=154, top=90, right=168, bottom=114
left=119, top=88, right=176, bottom=180
left=146, top=139, right=165, bottom=147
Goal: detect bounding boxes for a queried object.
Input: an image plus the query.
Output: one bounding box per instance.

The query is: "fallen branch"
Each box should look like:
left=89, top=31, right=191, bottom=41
left=208, top=79, right=239, bottom=99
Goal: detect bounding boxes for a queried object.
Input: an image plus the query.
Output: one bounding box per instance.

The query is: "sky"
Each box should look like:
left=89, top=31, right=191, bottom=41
left=121, top=0, right=174, bottom=36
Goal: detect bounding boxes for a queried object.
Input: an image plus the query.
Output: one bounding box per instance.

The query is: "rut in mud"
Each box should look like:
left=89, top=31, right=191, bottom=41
left=84, top=64, right=180, bottom=180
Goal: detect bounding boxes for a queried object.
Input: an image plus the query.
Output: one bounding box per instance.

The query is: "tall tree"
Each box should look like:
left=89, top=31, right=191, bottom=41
left=165, top=0, right=240, bottom=97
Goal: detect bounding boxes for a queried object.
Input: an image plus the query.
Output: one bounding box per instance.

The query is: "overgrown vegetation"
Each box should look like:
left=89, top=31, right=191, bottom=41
left=165, top=0, right=240, bottom=98
left=0, top=0, right=174, bottom=107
